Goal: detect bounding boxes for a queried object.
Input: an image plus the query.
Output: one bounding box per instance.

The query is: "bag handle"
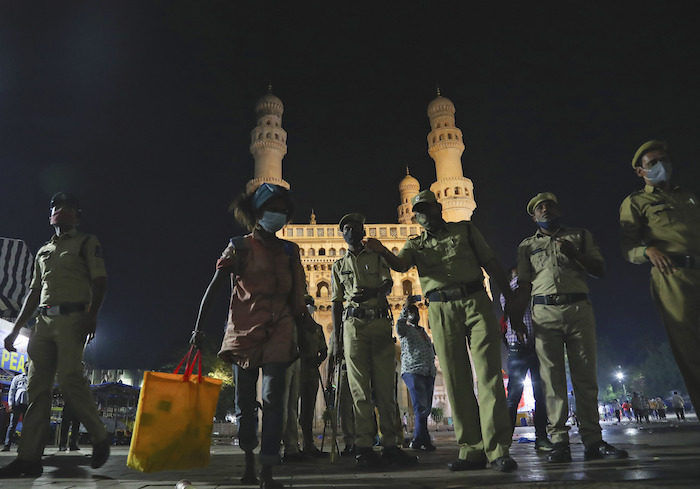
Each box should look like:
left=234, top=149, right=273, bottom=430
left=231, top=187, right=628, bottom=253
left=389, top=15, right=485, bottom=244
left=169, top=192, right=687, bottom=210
left=173, top=346, right=203, bottom=382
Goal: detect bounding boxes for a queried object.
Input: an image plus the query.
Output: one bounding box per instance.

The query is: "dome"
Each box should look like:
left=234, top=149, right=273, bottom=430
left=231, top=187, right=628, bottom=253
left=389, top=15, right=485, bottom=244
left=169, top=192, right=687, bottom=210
left=427, top=95, right=455, bottom=118
left=400, top=173, right=419, bottom=189
left=255, top=93, right=284, bottom=117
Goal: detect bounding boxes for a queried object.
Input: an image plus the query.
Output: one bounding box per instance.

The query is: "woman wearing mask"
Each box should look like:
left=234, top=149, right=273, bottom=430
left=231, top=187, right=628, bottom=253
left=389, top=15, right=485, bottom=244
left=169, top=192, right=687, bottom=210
left=191, top=183, right=305, bottom=489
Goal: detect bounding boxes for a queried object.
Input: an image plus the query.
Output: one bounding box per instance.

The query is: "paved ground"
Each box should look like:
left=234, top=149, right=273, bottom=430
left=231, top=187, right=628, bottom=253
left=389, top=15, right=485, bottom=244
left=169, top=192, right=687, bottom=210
left=1, top=415, right=699, bottom=488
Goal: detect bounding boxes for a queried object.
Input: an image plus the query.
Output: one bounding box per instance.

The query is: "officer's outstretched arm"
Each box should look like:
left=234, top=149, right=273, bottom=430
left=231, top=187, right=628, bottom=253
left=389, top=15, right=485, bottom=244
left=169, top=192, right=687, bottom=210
left=364, top=238, right=409, bottom=272
left=191, top=267, right=230, bottom=348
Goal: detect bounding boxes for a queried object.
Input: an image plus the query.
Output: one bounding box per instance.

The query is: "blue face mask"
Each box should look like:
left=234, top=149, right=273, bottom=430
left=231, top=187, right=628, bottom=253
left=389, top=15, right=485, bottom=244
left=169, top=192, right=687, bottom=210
left=536, top=219, right=560, bottom=231
left=258, top=211, right=288, bottom=233
left=644, top=161, right=670, bottom=184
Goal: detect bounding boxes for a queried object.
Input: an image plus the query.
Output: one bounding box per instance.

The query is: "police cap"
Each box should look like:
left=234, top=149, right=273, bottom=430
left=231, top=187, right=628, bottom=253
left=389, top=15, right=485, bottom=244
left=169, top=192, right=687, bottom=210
left=632, top=140, right=667, bottom=168
left=527, top=192, right=558, bottom=216
left=411, top=189, right=438, bottom=211
left=50, top=192, right=82, bottom=216
left=339, top=213, right=366, bottom=231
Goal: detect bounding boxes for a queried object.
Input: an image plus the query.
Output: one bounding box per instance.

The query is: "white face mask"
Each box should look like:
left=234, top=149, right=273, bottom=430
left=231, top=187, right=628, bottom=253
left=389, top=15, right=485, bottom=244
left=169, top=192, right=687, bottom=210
left=258, top=211, right=287, bottom=233
left=643, top=161, right=671, bottom=184
left=306, top=304, right=316, bottom=315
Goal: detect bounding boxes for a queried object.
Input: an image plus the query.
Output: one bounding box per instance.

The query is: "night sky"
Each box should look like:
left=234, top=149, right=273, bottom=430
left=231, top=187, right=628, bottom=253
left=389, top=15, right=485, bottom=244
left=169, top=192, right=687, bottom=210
left=2, top=2, right=700, bottom=372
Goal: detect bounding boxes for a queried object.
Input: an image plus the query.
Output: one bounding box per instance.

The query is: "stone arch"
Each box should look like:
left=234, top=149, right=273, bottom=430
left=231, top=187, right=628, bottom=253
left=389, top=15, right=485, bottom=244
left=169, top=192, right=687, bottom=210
left=319, top=248, right=326, bottom=256
left=340, top=248, right=346, bottom=256
left=402, top=279, right=414, bottom=296
left=299, top=248, right=305, bottom=256
left=308, top=248, right=316, bottom=256
left=316, top=281, right=330, bottom=298
left=329, top=248, right=336, bottom=256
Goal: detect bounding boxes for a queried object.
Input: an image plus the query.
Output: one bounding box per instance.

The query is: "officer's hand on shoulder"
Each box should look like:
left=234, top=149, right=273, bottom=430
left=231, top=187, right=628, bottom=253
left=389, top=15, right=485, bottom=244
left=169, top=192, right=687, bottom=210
left=363, top=238, right=386, bottom=253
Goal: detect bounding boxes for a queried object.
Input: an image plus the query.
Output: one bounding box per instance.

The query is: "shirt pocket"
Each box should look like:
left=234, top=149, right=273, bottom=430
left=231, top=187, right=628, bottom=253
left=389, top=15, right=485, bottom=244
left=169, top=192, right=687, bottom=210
left=530, top=248, right=548, bottom=272
left=646, top=203, right=676, bottom=226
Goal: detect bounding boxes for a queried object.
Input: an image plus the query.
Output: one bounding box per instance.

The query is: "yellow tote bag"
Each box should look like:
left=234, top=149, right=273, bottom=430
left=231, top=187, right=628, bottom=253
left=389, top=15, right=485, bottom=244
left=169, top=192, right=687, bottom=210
left=127, top=348, right=223, bottom=472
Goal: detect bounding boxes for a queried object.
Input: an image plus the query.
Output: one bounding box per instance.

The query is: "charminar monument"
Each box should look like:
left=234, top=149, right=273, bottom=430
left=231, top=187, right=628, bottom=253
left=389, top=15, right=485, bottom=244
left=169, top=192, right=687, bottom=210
left=244, top=87, right=480, bottom=421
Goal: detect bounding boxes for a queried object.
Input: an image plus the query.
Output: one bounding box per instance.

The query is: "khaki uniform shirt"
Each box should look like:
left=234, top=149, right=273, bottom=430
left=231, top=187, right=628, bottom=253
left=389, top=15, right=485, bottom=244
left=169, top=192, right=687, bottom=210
left=397, top=221, right=493, bottom=295
left=620, top=185, right=700, bottom=264
left=331, top=247, right=392, bottom=309
left=30, top=230, right=106, bottom=306
left=518, top=227, right=603, bottom=296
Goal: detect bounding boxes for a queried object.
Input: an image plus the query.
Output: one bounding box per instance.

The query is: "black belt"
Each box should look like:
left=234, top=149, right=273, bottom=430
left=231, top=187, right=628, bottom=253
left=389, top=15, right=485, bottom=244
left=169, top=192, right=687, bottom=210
left=345, top=307, right=390, bottom=320
left=669, top=255, right=700, bottom=269
left=532, top=294, right=588, bottom=306
left=38, top=303, right=87, bottom=316
left=426, top=280, right=484, bottom=302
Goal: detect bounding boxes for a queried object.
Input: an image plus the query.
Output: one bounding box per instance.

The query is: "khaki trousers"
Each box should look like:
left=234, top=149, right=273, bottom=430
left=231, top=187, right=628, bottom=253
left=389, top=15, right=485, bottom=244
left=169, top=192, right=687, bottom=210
left=337, top=367, right=355, bottom=447
left=20, top=313, right=107, bottom=462
left=428, top=291, right=511, bottom=462
left=651, top=268, right=700, bottom=412
left=343, top=316, right=398, bottom=449
left=532, top=301, right=602, bottom=447
left=282, top=358, right=301, bottom=454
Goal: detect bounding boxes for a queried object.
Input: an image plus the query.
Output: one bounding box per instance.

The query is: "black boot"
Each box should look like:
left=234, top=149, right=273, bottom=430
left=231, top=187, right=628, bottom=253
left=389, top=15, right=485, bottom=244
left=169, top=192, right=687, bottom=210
left=260, top=464, right=283, bottom=489
left=241, top=451, right=258, bottom=485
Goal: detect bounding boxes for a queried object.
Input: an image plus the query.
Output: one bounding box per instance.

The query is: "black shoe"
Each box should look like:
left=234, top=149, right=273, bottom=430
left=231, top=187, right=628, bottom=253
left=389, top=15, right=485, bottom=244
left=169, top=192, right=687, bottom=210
left=0, top=458, right=43, bottom=478
left=91, top=438, right=111, bottom=469
left=490, top=456, right=518, bottom=472
left=58, top=447, right=67, bottom=452
left=447, top=458, right=487, bottom=471
left=547, top=442, right=572, bottom=463
left=382, top=446, right=419, bottom=466
left=534, top=438, right=554, bottom=452
left=409, top=439, right=437, bottom=451
left=281, top=451, right=305, bottom=463
left=69, top=446, right=80, bottom=452
left=1, top=446, right=10, bottom=452
left=584, top=441, right=628, bottom=461
left=341, top=444, right=356, bottom=457
left=355, top=447, right=385, bottom=468
left=302, top=446, right=327, bottom=458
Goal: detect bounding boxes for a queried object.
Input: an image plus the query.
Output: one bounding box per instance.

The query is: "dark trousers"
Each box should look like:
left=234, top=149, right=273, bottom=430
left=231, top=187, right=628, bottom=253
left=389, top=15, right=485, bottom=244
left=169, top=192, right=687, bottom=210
left=299, top=364, right=320, bottom=449
left=401, top=373, right=435, bottom=444
left=506, top=345, right=548, bottom=439
left=59, top=403, right=81, bottom=449
left=4, top=404, right=28, bottom=448
left=233, top=362, right=287, bottom=466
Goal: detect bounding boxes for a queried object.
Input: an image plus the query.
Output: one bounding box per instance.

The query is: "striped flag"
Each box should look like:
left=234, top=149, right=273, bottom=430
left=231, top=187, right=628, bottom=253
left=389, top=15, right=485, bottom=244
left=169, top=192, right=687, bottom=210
left=0, top=238, right=34, bottom=319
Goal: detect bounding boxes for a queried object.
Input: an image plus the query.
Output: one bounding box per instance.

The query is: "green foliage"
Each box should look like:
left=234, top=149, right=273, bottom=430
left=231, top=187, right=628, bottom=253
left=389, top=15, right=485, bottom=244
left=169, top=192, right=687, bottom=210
left=430, top=407, right=444, bottom=423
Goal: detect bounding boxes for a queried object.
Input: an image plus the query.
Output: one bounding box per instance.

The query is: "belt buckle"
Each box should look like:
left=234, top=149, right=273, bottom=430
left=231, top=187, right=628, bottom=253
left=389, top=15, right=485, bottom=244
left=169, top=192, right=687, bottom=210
left=553, top=295, right=564, bottom=305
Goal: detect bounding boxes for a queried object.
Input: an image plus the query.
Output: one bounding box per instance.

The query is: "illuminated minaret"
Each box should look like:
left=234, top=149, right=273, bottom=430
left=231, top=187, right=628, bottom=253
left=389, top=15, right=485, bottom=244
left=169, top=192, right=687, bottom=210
left=397, top=166, right=420, bottom=224
left=426, top=89, right=476, bottom=221
left=246, top=86, right=290, bottom=194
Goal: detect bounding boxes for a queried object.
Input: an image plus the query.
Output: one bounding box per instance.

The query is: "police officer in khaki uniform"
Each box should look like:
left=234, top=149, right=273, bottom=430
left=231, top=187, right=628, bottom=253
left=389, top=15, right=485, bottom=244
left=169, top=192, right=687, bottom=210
left=517, top=192, right=627, bottom=463
left=331, top=213, right=417, bottom=467
left=1, top=193, right=110, bottom=478
left=620, top=141, right=700, bottom=413
left=366, top=190, right=519, bottom=473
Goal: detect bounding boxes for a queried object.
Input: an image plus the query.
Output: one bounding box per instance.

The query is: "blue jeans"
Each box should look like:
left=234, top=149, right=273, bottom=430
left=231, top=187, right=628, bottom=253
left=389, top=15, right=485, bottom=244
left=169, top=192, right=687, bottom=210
left=506, top=344, right=548, bottom=439
left=401, top=373, right=435, bottom=444
left=234, top=362, right=288, bottom=466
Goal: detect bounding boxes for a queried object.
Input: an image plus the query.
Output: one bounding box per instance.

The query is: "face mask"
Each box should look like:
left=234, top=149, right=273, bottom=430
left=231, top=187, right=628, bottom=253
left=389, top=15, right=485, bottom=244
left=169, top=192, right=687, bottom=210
left=536, top=219, right=560, bottom=231
left=258, top=211, right=287, bottom=233
left=306, top=305, right=316, bottom=315
left=343, top=229, right=364, bottom=245
left=49, top=208, right=77, bottom=226
left=644, top=161, right=670, bottom=184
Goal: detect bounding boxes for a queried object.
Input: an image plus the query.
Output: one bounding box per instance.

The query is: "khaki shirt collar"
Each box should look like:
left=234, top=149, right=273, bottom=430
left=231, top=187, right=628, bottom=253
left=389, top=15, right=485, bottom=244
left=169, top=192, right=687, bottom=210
left=534, top=225, right=566, bottom=239
left=644, top=184, right=681, bottom=194
left=50, top=228, right=78, bottom=242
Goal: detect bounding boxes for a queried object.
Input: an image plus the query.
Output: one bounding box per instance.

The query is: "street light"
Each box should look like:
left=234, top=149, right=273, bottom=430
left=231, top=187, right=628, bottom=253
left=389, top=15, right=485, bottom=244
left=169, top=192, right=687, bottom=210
left=615, top=370, right=627, bottom=399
